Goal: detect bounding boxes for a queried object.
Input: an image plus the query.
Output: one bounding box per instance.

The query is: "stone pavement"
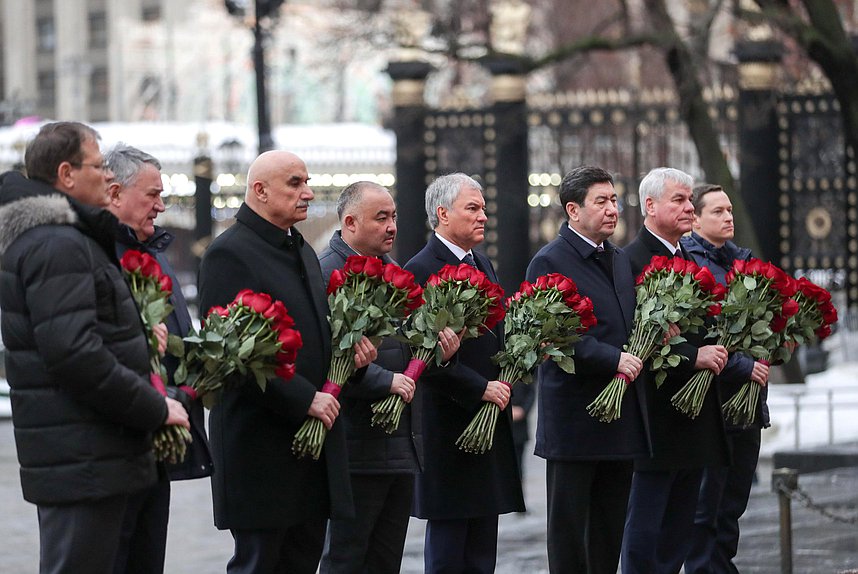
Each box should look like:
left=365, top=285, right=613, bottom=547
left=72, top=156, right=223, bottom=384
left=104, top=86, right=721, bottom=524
left=1, top=419, right=857, bottom=573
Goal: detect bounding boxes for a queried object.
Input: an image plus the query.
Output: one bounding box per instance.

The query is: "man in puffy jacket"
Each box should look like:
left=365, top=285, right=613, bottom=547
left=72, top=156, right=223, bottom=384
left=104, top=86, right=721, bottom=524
left=0, top=121, right=188, bottom=573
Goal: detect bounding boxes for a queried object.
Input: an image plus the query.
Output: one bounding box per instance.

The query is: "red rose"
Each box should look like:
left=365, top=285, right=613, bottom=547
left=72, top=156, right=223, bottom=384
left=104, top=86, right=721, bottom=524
left=278, top=328, right=303, bottom=351
left=139, top=253, right=161, bottom=279
left=707, top=303, right=722, bottom=317
left=239, top=291, right=273, bottom=314
left=710, top=283, right=727, bottom=301
left=158, top=274, right=172, bottom=294
left=484, top=303, right=506, bottom=331
left=744, top=258, right=763, bottom=275
left=275, top=363, right=296, bottom=380
left=277, top=347, right=298, bottom=364
left=534, top=275, right=550, bottom=290
left=554, top=275, right=577, bottom=296
left=519, top=281, right=535, bottom=297
left=454, top=264, right=474, bottom=282
left=233, top=288, right=254, bottom=305
left=732, top=260, right=746, bottom=274
left=724, top=271, right=735, bottom=285
left=437, top=265, right=458, bottom=281
left=362, top=257, right=384, bottom=277
left=426, top=274, right=441, bottom=287
left=771, top=314, right=787, bottom=333
left=671, top=257, right=687, bottom=274
left=650, top=255, right=670, bottom=270
left=264, top=300, right=295, bottom=330
left=781, top=298, right=800, bottom=318
left=821, top=302, right=838, bottom=324
left=815, top=325, right=832, bottom=340
left=119, top=250, right=145, bottom=272
left=344, top=255, right=367, bottom=275
left=693, top=267, right=716, bottom=293
left=207, top=305, right=230, bottom=318
left=683, top=259, right=700, bottom=275
left=327, top=269, right=347, bottom=295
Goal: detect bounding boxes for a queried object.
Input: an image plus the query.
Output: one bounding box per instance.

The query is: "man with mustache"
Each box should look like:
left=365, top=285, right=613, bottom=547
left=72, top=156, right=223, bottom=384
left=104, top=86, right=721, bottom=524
left=318, top=181, right=460, bottom=573
left=621, top=167, right=731, bottom=574
left=681, top=183, right=770, bottom=574
left=526, top=166, right=648, bottom=574
left=405, top=173, right=524, bottom=574
left=198, top=150, right=377, bottom=574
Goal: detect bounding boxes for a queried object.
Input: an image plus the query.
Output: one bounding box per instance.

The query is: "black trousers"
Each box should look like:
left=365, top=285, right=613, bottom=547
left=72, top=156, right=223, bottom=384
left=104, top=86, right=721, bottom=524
left=621, top=468, right=705, bottom=574
left=685, top=428, right=761, bottom=574
left=38, top=493, right=129, bottom=574
left=424, top=515, right=499, bottom=574
left=545, top=459, right=633, bottom=574
left=113, top=472, right=171, bottom=574
left=228, top=519, right=327, bottom=574
left=319, top=473, right=413, bottom=574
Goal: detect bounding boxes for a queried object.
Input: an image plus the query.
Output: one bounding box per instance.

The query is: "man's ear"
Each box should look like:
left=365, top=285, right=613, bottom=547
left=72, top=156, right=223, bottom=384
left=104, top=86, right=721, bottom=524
left=107, top=182, right=123, bottom=206
left=644, top=196, right=655, bottom=217
left=56, top=161, right=75, bottom=191
left=343, top=213, right=357, bottom=232
left=252, top=180, right=267, bottom=202
left=565, top=201, right=578, bottom=222
left=436, top=205, right=448, bottom=226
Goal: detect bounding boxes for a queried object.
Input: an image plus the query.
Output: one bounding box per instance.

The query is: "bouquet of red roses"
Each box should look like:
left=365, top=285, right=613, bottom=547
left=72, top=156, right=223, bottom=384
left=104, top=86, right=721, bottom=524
left=371, top=262, right=505, bottom=433
left=120, top=250, right=192, bottom=464
left=672, top=258, right=793, bottom=419
left=721, top=271, right=837, bottom=425
left=174, top=289, right=302, bottom=408
left=456, top=273, right=596, bottom=453
left=292, top=256, right=423, bottom=459
left=587, top=255, right=723, bottom=423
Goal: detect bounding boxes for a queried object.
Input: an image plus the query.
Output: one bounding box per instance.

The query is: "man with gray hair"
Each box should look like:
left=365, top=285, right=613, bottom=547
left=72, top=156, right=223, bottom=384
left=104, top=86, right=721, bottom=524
left=621, top=167, right=730, bottom=574
left=105, top=143, right=213, bottom=574
left=405, top=173, right=524, bottom=574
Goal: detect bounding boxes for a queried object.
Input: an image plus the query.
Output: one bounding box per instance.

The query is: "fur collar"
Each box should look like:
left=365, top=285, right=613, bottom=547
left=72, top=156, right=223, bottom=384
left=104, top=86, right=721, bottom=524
left=0, top=193, right=77, bottom=255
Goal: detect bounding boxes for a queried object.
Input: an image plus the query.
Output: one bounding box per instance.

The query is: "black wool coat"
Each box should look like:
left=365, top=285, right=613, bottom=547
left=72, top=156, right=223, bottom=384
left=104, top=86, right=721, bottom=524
left=404, top=234, right=524, bottom=519
left=0, top=171, right=167, bottom=505
left=526, top=225, right=650, bottom=461
left=198, top=203, right=352, bottom=529
left=318, top=230, right=423, bottom=474
left=624, top=227, right=729, bottom=471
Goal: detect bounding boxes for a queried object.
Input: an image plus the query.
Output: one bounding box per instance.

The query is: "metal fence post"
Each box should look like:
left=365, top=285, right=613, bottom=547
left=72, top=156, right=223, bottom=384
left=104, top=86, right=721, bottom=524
left=772, top=468, right=798, bottom=574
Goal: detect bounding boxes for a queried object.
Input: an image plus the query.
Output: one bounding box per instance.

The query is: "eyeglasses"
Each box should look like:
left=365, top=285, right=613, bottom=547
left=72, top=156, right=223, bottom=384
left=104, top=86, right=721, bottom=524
left=72, top=161, right=110, bottom=173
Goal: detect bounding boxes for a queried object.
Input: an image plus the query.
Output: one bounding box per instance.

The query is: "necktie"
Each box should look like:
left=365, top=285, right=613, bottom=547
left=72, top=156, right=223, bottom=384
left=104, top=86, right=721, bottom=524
left=593, top=245, right=614, bottom=283
left=461, top=252, right=477, bottom=268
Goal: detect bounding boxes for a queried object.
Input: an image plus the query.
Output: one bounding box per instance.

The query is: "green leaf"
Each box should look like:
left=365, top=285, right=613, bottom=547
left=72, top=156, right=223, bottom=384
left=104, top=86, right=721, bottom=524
left=166, top=334, right=185, bottom=358
left=238, top=335, right=256, bottom=359
left=667, top=354, right=681, bottom=368
left=743, top=276, right=757, bottom=290
left=434, top=308, right=450, bottom=331
left=556, top=355, right=575, bottom=374
left=253, top=369, right=267, bottom=392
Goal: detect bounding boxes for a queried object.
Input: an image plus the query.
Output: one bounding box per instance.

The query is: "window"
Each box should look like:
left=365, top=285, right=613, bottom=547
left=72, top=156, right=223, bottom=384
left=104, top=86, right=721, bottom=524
left=36, top=18, right=55, bottom=53
left=90, top=67, right=109, bottom=104
left=38, top=71, right=55, bottom=108
left=88, top=12, right=107, bottom=50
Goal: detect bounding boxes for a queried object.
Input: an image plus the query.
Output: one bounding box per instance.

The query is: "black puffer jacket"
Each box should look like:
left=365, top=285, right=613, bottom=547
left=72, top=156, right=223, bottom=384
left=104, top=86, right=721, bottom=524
left=0, top=171, right=167, bottom=505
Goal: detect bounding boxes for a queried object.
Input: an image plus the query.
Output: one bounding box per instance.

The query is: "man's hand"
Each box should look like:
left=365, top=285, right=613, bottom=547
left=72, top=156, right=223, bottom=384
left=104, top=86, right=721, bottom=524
left=511, top=405, right=526, bottom=422
left=391, top=373, right=416, bottom=403
left=153, top=323, right=168, bottom=356
left=164, top=397, right=190, bottom=429
left=662, top=323, right=681, bottom=345
left=308, top=392, right=341, bottom=430
left=483, top=380, right=511, bottom=410
left=750, top=360, right=770, bottom=386
left=438, top=327, right=462, bottom=362
left=695, top=345, right=729, bottom=374
left=616, top=352, right=644, bottom=381
left=353, top=336, right=378, bottom=369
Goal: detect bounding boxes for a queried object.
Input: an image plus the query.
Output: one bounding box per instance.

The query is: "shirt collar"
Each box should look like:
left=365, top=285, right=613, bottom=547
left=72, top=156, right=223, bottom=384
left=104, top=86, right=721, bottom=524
left=434, top=232, right=471, bottom=261
left=645, top=224, right=680, bottom=255
left=567, top=223, right=603, bottom=251
left=235, top=203, right=303, bottom=249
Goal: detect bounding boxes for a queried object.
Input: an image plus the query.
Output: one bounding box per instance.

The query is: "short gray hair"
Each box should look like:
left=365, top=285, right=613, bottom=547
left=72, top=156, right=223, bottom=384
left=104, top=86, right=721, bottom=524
left=336, top=181, right=386, bottom=221
left=425, top=173, right=482, bottom=229
left=638, top=167, right=693, bottom=215
left=104, top=142, right=161, bottom=188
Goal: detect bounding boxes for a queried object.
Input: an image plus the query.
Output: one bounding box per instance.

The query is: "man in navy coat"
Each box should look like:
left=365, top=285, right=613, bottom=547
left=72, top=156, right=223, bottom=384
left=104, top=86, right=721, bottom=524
left=621, top=167, right=731, bottom=574
left=526, top=166, right=649, bottom=574
left=405, top=172, right=524, bottom=574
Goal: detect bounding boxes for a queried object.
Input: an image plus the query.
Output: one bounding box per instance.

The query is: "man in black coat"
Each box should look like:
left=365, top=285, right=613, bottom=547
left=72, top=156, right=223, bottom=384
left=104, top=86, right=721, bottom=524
left=318, top=181, right=461, bottom=573
left=526, top=166, right=649, bottom=574
left=405, top=172, right=524, bottom=574
left=0, top=122, right=189, bottom=573
left=105, top=142, right=214, bottom=574
left=198, top=150, right=376, bottom=574
left=681, top=184, right=770, bottom=574
left=621, top=167, right=731, bottom=574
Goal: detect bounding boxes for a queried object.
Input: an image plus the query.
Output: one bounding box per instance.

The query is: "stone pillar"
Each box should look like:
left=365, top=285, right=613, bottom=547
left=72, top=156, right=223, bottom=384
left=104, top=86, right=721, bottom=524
left=193, top=133, right=213, bottom=266
left=483, top=57, right=529, bottom=295
left=386, top=60, right=432, bottom=263
left=736, top=39, right=782, bottom=264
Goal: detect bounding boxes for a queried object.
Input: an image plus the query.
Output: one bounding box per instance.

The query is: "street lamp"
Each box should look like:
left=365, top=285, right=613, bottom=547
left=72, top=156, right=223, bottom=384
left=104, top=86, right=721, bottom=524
left=224, top=0, right=284, bottom=154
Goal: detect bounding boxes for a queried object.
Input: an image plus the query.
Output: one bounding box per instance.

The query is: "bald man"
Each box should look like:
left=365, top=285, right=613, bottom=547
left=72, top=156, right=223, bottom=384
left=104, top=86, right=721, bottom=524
left=198, top=151, right=376, bottom=574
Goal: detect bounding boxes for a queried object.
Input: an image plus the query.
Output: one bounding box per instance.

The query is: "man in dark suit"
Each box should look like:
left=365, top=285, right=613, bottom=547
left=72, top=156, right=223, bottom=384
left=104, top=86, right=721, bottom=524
left=318, top=181, right=460, bottom=573
left=405, top=172, right=525, bottom=574
left=198, top=150, right=377, bottom=574
left=681, top=184, right=770, bottom=574
left=621, top=167, right=731, bottom=574
left=105, top=143, right=214, bottom=574
left=526, top=166, right=648, bottom=574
